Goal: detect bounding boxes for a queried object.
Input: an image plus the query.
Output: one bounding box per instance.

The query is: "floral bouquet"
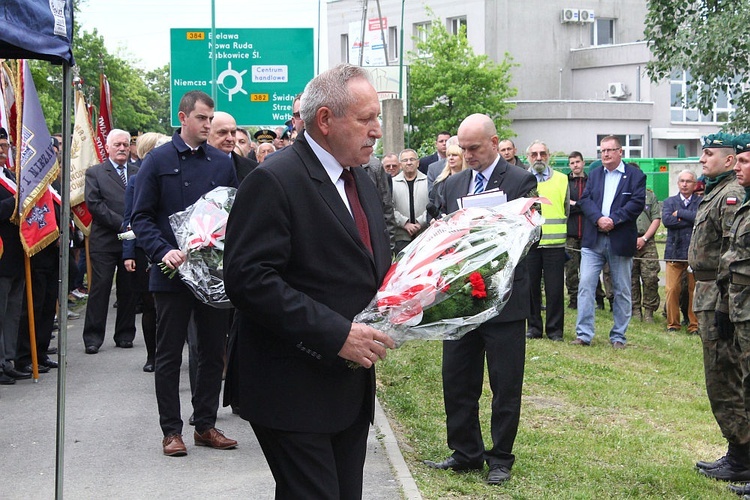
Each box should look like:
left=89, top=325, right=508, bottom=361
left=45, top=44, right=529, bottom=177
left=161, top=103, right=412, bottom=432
left=166, top=186, right=236, bottom=308
left=354, top=197, right=543, bottom=347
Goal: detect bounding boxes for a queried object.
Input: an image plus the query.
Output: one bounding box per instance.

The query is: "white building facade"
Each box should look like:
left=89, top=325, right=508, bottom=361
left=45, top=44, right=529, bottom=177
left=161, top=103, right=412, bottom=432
left=326, top=0, right=726, bottom=159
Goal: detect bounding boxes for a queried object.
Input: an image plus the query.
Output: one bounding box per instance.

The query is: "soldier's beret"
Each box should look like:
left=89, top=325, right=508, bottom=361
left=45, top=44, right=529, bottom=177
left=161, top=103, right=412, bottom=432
left=734, top=133, right=750, bottom=154
left=702, top=132, right=736, bottom=149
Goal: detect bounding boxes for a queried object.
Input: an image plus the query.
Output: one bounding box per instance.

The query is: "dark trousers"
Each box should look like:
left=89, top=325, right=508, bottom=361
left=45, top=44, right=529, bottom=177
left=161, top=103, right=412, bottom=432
left=442, top=319, right=525, bottom=468
left=16, top=262, right=57, bottom=367
left=132, top=248, right=156, bottom=362
left=153, top=290, right=229, bottom=436
left=82, top=250, right=137, bottom=348
left=251, top=406, right=370, bottom=500
left=527, top=246, right=566, bottom=338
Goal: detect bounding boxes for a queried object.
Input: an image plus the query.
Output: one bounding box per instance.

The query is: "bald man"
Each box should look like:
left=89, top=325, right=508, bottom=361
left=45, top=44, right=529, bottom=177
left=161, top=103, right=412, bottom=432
left=208, top=111, right=258, bottom=182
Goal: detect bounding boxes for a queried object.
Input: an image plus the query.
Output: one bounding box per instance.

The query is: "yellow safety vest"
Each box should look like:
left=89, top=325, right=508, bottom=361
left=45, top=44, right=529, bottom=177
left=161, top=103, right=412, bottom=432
left=536, top=169, right=568, bottom=246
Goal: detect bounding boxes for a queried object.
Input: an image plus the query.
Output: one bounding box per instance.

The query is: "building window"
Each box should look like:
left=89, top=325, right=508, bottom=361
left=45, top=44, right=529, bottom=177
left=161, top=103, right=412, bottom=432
left=591, top=18, right=615, bottom=46
left=341, top=34, right=349, bottom=63
left=388, top=26, right=399, bottom=61
left=670, top=69, right=734, bottom=123
left=597, top=134, right=643, bottom=158
left=447, top=16, right=467, bottom=36
left=413, top=21, right=431, bottom=57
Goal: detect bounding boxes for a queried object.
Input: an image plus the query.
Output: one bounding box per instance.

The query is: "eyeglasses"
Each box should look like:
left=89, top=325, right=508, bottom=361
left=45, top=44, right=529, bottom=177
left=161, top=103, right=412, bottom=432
left=600, top=148, right=621, bottom=154
left=529, top=151, right=548, bottom=158
left=0, top=142, right=9, bottom=149
left=383, top=164, right=399, bottom=169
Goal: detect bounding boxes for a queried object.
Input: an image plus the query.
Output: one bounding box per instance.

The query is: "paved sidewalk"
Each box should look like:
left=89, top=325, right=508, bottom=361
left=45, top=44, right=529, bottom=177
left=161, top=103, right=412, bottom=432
left=0, top=298, right=420, bottom=499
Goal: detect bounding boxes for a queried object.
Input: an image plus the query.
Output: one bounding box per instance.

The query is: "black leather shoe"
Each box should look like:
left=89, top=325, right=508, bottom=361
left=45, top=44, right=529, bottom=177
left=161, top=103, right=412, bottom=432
left=698, top=459, right=750, bottom=482
left=486, top=465, right=511, bottom=484
left=0, top=373, right=16, bottom=385
left=22, top=364, right=50, bottom=374
left=85, top=345, right=99, bottom=354
left=41, top=359, right=58, bottom=369
left=525, top=331, right=542, bottom=339
left=696, top=453, right=728, bottom=471
left=115, top=340, right=133, bottom=348
left=143, top=361, right=155, bottom=373
left=547, top=334, right=564, bottom=342
left=423, top=456, right=483, bottom=471
left=46, top=347, right=58, bottom=355
left=6, top=368, right=32, bottom=380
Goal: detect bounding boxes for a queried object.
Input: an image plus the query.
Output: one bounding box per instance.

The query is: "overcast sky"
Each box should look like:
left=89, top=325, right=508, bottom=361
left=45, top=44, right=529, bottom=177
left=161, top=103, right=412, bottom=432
left=76, top=0, right=328, bottom=71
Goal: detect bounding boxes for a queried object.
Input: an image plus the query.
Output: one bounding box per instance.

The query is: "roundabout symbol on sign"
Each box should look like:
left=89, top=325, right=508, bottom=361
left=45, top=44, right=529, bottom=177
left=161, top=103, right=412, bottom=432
left=217, top=62, right=248, bottom=102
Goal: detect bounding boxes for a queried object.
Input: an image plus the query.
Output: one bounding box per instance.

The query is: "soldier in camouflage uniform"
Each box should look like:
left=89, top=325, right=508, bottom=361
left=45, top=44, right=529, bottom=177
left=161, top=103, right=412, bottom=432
left=721, top=136, right=750, bottom=495
left=689, top=133, right=750, bottom=482
left=631, top=183, right=662, bottom=322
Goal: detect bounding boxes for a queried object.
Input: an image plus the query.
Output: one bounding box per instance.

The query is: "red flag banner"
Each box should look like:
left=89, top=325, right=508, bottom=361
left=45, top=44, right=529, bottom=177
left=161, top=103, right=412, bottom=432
left=70, top=89, right=98, bottom=234
left=94, top=73, right=111, bottom=161
left=16, top=60, right=59, bottom=256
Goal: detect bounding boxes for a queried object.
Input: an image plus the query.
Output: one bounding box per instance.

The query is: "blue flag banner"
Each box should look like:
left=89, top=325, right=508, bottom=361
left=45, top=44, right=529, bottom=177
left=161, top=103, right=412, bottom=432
left=0, top=0, right=74, bottom=65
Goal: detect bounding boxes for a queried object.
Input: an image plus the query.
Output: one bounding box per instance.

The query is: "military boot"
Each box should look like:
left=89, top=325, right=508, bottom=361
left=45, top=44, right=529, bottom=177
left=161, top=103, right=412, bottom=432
left=696, top=448, right=729, bottom=471
left=698, top=443, right=750, bottom=482
left=644, top=309, right=654, bottom=323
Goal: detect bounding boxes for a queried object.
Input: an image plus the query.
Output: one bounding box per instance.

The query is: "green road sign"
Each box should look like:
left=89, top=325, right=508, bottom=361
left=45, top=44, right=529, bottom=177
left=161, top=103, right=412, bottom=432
left=170, top=28, right=314, bottom=127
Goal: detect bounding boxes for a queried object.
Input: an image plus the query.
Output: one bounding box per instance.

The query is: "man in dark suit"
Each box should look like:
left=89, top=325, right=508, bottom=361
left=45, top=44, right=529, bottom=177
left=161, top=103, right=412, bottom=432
left=572, top=136, right=646, bottom=348
left=224, top=64, right=395, bottom=499
left=208, top=111, right=258, bottom=183
left=427, top=113, right=537, bottom=485
left=418, top=130, right=450, bottom=175
left=82, top=129, right=138, bottom=354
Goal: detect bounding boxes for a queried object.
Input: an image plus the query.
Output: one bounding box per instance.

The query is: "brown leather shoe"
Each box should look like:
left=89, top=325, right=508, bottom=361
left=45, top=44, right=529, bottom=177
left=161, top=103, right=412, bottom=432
left=162, top=434, right=187, bottom=456
left=570, top=338, right=590, bottom=346
left=194, top=428, right=237, bottom=450
left=612, top=341, right=626, bottom=349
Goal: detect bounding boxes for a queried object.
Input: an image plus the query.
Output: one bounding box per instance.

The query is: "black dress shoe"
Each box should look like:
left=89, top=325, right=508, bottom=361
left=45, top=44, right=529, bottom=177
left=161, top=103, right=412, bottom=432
left=423, top=456, right=483, bottom=471
left=41, top=359, right=59, bottom=369
left=525, top=331, right=542, bottom=339
left=115, top=340, right=133, bottom=348
left=0, top=373, right=16, bottom=385
left=85, top=345, right=99, bottom=354
left=6, top=368, right=32, bottom=380
left=486, top=465, right=511, bottom=484
left=22, top=364, right=50, bottom=374
left=143, top=361, right=155, bottom=373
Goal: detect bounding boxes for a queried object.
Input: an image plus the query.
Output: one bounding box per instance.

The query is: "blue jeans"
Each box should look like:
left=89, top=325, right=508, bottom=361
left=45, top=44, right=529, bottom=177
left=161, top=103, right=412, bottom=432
left=575, top=234, right=633, bottom=344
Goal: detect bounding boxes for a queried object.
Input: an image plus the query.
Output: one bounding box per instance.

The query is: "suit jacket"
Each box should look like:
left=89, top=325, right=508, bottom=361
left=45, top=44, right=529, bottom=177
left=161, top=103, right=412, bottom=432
left=427, top=158, right=447, bottom=199
left=224, top=135, right=391, bottom=434
left=231, top=151, right=258, bottom=183
left=436, top=157, right=537, bottom=323
left=85, top=160, right=138, bottom=253
left=578, top=162, right=646, bottom=257
left=0, top=169, right=24, bottom=277
left=662, top=193, right=701, bottom=261
left=418, top=151, right=439, bottom=175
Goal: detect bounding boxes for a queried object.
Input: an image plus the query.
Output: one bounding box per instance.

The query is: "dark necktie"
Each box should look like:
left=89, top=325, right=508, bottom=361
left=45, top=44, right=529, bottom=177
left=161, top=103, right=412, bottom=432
left=340, top=168, right=372, bottom=253
left=474, top=172, right=485, bottom=194
left=116, top=165, right=127, bottom=187
left=684, top=198, right=690, bottom=207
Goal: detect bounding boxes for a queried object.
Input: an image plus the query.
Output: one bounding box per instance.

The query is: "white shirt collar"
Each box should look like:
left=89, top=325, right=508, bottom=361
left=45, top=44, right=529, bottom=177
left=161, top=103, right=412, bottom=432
left=305, top=130, right=345, bottom=185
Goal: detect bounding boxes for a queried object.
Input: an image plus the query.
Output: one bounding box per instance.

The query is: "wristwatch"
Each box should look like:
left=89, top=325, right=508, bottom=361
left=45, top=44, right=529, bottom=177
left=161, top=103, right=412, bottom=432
left=641, top=236, right=649, bottom=242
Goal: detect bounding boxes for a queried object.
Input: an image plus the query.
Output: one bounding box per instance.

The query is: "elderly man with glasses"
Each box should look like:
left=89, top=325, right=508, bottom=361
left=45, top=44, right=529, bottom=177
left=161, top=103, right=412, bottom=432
left=571, top=136, right=646, bottom=349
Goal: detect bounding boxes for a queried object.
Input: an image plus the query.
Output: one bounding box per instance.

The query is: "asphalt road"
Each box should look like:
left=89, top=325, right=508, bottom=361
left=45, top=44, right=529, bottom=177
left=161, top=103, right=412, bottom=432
left=0, top=296, right=412, bottom=499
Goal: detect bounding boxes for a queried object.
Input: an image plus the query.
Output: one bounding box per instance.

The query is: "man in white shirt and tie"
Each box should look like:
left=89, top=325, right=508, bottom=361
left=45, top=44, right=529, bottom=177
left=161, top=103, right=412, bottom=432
left=82, top=129, right=139, bottom=354
left=427, top=113, right=537, bottom=485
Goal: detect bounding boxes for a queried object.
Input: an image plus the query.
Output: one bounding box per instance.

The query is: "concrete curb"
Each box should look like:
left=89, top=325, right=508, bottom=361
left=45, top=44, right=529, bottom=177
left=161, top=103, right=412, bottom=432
left=374, top=397, right=423, bottom=500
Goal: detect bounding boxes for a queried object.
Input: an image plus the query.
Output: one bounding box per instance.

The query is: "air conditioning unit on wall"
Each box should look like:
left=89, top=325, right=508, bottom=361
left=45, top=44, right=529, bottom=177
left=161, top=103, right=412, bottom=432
left=561, top=8, right=579, bottom=23
left=580, top=9, right=596, bottom=23
left=608, top=82, right=628, bottom=99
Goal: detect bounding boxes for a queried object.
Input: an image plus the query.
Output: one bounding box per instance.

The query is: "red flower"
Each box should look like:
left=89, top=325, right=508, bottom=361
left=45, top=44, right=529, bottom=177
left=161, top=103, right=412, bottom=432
left=469, top=272, right=487, bottom=299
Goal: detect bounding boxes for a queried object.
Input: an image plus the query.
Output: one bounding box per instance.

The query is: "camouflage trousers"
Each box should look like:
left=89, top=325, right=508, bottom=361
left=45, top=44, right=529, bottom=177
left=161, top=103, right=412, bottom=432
left=697, top=310, right=750, bottom=444
left=631, top=240, right=660, bottom=313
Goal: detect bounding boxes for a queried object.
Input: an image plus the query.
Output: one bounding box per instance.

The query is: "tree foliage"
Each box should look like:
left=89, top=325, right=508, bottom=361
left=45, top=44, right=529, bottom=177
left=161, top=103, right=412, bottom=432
left=27, top=25, right=171, bottom=135
left=644, top=0, right=750, bottom=131
left=407, top=12, right=517, bottom=150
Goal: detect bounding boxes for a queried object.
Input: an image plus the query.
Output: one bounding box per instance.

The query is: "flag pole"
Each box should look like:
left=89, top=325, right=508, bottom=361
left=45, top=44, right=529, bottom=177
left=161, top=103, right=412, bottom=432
left=23, top=253, right=39, bottom=381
